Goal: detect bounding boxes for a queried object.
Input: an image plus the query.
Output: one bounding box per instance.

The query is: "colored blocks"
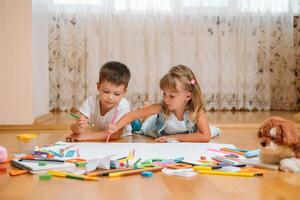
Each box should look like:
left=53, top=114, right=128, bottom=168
left=47, top=154, right=55, bottom=158
left=39, top=174, right=52, bottom=180
left=0, top=166, right=7, bottom=172
left=110, top=160, right=120, bottom=169
left=200, top=156, right=206, bottom=160
left=65, top=150, right=75, bottom=157
left=76, top=162, right=87, bottom=167
left=141, top=171, right=153, bottom=177
left=9, top=169, right=27, bottom=176
left=38, top=162, right=47, bottom=166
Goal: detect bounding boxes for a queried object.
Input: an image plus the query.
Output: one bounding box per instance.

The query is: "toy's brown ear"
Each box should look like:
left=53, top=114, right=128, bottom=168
left=257, top=116, right=279, bottom=138
left=258, top=118, right=268, bottom=138
left=257, top=117, right=273, bottom=147
left=282, top=120, right=299, bottom=146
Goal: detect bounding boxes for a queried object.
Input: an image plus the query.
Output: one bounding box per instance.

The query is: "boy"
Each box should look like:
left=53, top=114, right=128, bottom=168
left=66, top=61, right=131, bottom=141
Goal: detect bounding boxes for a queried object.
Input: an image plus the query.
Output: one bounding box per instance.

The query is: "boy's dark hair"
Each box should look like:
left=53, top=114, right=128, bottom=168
left=99, top=61, right=131, bottom=88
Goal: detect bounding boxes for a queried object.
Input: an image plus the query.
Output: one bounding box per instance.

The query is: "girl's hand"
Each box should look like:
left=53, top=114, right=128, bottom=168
left=155, top=136, right=168, bottom=143
left=107, top=124, right=117, bottom=135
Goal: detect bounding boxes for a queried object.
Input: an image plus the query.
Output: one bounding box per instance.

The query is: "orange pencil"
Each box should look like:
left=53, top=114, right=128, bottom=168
left=220, top=148, right=245, bottom=156
left=86, top=167, right=134, bottom=177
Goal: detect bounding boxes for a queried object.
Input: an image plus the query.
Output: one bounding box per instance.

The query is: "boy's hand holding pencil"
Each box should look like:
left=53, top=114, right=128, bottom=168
left=70, top=113, right=93, bottom=134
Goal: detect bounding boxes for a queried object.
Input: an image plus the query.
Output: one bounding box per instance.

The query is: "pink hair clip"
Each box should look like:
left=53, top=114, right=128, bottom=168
left=190, top=79, right=196, bottom=85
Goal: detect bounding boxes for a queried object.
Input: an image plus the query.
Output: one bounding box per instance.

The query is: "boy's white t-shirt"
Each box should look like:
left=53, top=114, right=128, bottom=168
left=79, top=95, right=132, bottom=137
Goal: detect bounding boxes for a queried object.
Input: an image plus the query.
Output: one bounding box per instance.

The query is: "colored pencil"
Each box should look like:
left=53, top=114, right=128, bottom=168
left=117, top=156, right=127, bottom=161
left=109, top=167, right=162, bottom=177
left=226, top=147, right=249, bottom=153
left=178, top=160, right=198, bottom=166
left=76, top=148, right=80, bottom=157
left=106, top=105, right=119, bottom=143
left=133, top=158, right=141, bottom=168
left=69, top=113, right=93, bottom=126
left=19, top=158, right=64, bottom=163
left=48, top=170, right=98, bottom=181
left=220, top=148, right=245, bottom=156
left=87, top=167, right=134, bottom=177
left=59, top=144, right=76, bottom=157
left=208, top=148, right=242, bottom=157
left=194, top=170, right=263, bottom=177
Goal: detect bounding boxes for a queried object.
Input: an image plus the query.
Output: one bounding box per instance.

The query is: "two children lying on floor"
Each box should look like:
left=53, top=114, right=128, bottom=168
left=67, top=61, right=220, bottom=143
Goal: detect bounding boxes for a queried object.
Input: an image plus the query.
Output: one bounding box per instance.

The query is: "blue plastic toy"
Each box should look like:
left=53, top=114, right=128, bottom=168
left=131, top=119, right=142, bottom=132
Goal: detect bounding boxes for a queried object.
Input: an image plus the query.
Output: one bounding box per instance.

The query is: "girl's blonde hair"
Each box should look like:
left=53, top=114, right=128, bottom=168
left=159, top=65, right=205, bottom=122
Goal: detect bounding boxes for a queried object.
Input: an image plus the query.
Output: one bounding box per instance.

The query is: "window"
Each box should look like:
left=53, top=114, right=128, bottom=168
left=53, top=0, right=299, bottom=13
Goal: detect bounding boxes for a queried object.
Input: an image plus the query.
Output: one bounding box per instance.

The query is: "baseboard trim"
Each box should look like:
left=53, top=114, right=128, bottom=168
left=0, top=124, right=70, bottom=131
left=34, top=113, right=55, bottom=124
left=0, top=113, right=69, bottom=130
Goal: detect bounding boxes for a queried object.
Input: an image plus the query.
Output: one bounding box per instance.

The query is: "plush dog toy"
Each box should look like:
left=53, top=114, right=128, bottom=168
left=257, top=116, right=300, bottom=172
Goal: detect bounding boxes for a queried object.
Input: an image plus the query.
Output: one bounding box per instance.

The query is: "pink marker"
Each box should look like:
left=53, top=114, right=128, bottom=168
left=76, top=148, right=80, bottom=157
left=106, top=105, right=119, bottom=143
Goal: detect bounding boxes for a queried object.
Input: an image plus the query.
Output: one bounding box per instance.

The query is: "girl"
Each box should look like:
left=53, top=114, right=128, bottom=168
left=108, top=65, right=220, bottom=142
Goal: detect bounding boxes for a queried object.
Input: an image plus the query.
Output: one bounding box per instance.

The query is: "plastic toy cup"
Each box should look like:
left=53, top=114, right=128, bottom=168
left=17, top=133, right=37, bottom=154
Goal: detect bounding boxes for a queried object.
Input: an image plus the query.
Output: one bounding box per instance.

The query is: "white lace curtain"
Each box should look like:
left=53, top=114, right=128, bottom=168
left=48, top=0, right=300, bottom=111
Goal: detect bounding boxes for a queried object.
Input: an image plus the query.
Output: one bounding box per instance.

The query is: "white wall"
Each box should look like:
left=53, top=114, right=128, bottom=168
left=32, top=0, right=49, bottom=117
left=0, top=0, right=49, bottom=124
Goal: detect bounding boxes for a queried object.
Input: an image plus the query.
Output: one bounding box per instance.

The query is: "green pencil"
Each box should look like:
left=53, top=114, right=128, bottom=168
left=133, top=158, right=141, bottom=169
left=69, top=113, right=93, bottom=126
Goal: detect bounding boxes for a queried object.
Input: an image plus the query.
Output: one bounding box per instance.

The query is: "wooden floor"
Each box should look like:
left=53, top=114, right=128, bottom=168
left=0, top=111, right=300, bottom=200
